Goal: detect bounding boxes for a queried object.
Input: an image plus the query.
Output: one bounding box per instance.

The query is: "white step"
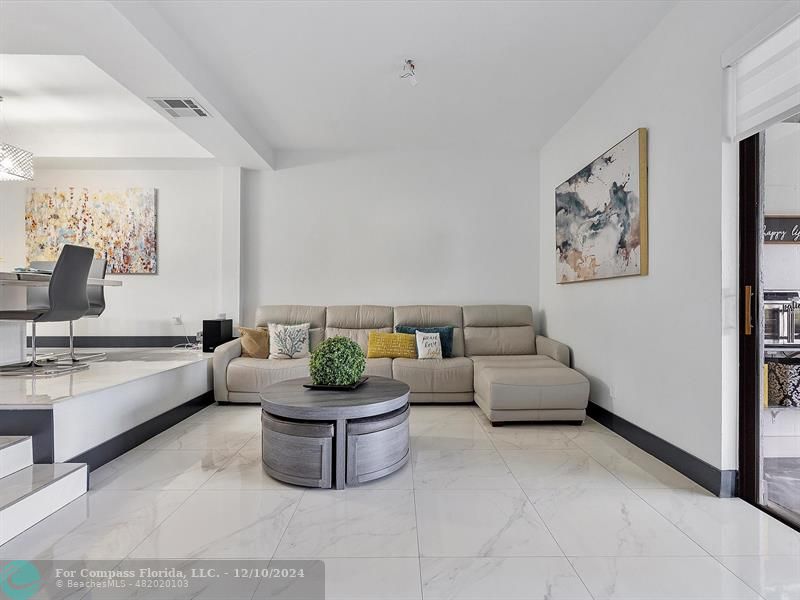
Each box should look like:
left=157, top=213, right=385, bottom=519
left=0, top=436, right=32, bottom=479
left=0, top=463, right=87, bottom=545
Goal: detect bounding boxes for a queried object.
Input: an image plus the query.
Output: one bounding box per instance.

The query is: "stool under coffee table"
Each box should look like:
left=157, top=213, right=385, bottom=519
left=260, top=376, right=410, bottom=489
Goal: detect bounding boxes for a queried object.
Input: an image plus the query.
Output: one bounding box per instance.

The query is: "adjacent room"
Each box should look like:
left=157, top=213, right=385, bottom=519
left=0, top=1, right=798, bottom=599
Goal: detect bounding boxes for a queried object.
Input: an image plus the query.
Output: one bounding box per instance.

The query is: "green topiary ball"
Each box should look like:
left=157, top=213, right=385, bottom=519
left=309, top=336, right=366, bottom=386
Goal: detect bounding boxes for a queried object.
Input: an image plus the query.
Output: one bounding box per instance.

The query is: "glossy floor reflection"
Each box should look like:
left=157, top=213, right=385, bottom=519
left=2, top=404, right=800, bottom=599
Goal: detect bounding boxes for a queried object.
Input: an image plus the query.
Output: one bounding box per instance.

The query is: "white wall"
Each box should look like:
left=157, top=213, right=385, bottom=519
left=0, top=163, right=225, bottom=337
left=538, top=1, right=786, bottom=471
left=763, top=122, right=800, bottom=289
left=241, top=150, right=539, bottom=323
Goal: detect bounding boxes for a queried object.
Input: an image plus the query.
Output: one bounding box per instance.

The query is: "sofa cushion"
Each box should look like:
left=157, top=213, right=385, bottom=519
left=326, top=305, right=394, bottom=352
left=227, top=357, right=310, bottom=393
left=239, top=326, right=269, bottom=359
left=367, top=331, right=417, bottom=359
left=254, top=305, right=325, bottom=350
left=365, top=357, right=393, bottom=379
left=395, top=325, right=455, bottom=358
left=475, top=366, right=589, bottom=411
left=392, top=357, right=474, bottom=393
left=255, top=305, right=325, bottom=329
left=394, top=305, right=465, bottom=357
left=471, top=354, right=564, bottom=374
left=267, top=322, right=310, bottom=359
left=462, top=305, right=535, bottom=356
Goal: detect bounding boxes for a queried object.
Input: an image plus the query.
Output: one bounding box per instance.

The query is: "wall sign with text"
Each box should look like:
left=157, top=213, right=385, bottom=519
left=764, top=215, right=800, bottom=244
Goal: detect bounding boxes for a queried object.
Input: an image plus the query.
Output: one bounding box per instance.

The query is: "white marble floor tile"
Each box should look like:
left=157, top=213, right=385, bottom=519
left=411, top=419, right=494, bottom=451
left=570, top=557, right=763, bottom=599
left=412, top=449, right=520, bottom=490
left=91, top=449, right=233, bottom=491
left=356, top=459, right=414, bottom=489
left=142, top=420, right=257, bottom=452
left=262, top=557, right=422, bottom=600
left=136, top=422, right=194, bottom=449
left=501, top=448, right=625, bottom=489
left=486, top=427, right=578, bottom=451
left=84, top=558, right=262, bottom=599
left=527, top=488, right=705, bottom=557
left=200, top=441, right=296, bottom=491
left=415, top=489, right=562, bottom=557
left=187, top=404, right=261, bottom=422
left=421, top=557, right=592, bottom=599
left=0, top=490, right=191, bottom=560
left=570, top=432, right=698, bottom=489
left=637, top=488, right=800, bottom=556
left=559, top=417, right=618, bottom=438
left=717, top=555, right=800, bottom=600
left=410, top=405, right=480, bottom=425
left=274, top=490, right=418, bottom=558
left=129, top=489, right=301, bottom=559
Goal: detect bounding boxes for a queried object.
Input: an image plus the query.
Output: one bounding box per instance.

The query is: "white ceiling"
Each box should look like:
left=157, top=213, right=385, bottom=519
left=150, top=0, right=674, bottom=153
left=0, top=54, right=211, bottom=158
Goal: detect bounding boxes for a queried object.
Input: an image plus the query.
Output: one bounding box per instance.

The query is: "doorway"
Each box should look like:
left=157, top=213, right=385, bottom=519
left=739, top=115, right=800, bottom=531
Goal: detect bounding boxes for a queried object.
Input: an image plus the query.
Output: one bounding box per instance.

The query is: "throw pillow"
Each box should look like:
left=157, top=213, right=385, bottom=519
left=396, top=325, right=455, bottom=358
left=239, top=326, right=269, bottom=359
left=416, top=330, right=443, bottom=360
left=268, top=323, right=310, bottom=359
left=367, top=331, right=417, bottom=359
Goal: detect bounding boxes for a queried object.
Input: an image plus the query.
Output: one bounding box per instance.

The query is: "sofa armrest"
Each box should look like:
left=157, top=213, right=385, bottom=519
left=212, top=338, right=242, bottom=403
left=536, top=335, right=571, bottom=367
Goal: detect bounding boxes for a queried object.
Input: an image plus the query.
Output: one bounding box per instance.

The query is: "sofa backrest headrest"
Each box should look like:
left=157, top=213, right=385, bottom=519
left=325, top=305, right=394, bottom=353
left=394, top=305, right=465, bottom=357
left=462, top=305, right=535, bottom=356
left=254, top=305, right=326, bottom=349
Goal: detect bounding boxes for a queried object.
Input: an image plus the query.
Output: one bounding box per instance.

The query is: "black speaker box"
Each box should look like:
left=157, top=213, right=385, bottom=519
left=203, top=319, right=233, bottom=353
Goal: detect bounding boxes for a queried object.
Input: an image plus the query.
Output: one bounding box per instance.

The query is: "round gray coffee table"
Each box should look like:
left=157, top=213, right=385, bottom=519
left=260, top=376, right=410, bottom=489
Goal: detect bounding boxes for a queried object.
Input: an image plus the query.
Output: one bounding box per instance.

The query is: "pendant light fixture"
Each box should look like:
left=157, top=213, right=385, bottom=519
left=0, top=96, right=34, bottom=181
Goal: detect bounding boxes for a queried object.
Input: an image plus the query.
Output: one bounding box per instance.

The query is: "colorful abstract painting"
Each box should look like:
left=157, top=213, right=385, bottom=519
left=555, top=128, right=648, bottom=283
left=26, top=187, right=157, bottom=274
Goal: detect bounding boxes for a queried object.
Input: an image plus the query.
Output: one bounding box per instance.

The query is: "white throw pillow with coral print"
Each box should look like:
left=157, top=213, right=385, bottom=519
left=268, top=323, right=310, bottom=359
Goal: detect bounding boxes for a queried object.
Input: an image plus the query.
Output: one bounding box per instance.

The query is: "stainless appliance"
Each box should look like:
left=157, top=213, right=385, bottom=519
left=765, top=290, right=800, bottom=346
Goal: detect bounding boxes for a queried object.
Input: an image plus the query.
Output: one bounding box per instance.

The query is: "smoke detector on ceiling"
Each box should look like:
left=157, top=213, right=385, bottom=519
left=150, top=97, right=211, bottom=118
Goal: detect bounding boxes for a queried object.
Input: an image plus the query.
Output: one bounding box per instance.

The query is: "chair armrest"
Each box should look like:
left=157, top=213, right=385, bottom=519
left=536, top=335, right=571, bottom=367
left=212, top=338, right=242, bottom=403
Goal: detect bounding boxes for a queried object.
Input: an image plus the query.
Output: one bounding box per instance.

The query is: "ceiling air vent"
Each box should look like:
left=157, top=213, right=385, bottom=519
left=150, top=97, right=211, bottom=118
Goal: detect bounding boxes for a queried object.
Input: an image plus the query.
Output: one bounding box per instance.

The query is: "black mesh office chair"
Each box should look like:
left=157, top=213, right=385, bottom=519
left=0, top=245, right=93, bottom=375
left=30, top=257, right=107, bottom=362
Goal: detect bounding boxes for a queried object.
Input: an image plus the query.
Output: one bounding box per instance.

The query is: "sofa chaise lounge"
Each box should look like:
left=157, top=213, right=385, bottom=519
left=213, top=304, right=590, bottom=423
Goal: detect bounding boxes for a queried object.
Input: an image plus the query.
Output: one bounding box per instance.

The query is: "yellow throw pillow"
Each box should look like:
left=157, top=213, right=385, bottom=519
left=367, top=331, right=417, bottom=359
left=239, top=326, right=269, bottom=358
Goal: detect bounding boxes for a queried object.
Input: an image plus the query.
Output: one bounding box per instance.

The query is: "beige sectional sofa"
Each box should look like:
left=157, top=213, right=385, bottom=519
left=213, top=304, right=590, bottom=423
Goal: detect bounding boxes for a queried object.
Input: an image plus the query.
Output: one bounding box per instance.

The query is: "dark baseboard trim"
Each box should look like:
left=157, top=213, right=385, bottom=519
left=68, top=391, right=214, bottom=470
left=587, top=402, right=738, bottom=497
left=0, top=409, right=54, bottom=463
left=29, top=336, right=196, bottom=348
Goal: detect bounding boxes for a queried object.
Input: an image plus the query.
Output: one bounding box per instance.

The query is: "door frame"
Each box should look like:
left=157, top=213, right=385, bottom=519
left=738, top=131, right=800, bottom=532
left=738, top=132, right=762, bottom=506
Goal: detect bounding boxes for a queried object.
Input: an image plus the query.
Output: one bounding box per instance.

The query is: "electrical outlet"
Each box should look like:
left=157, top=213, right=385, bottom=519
left=171, top=315, right=183, bottom=326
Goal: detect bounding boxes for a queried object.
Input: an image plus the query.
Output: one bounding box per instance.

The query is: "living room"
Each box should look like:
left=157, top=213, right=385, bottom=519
left=0, top=1, right=799, bottom=599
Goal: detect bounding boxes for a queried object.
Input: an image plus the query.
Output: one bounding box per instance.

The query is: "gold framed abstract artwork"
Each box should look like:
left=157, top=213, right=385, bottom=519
left=26, top=187, right=157, bottom=274
left=555, top=128, right=648, bottom=283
